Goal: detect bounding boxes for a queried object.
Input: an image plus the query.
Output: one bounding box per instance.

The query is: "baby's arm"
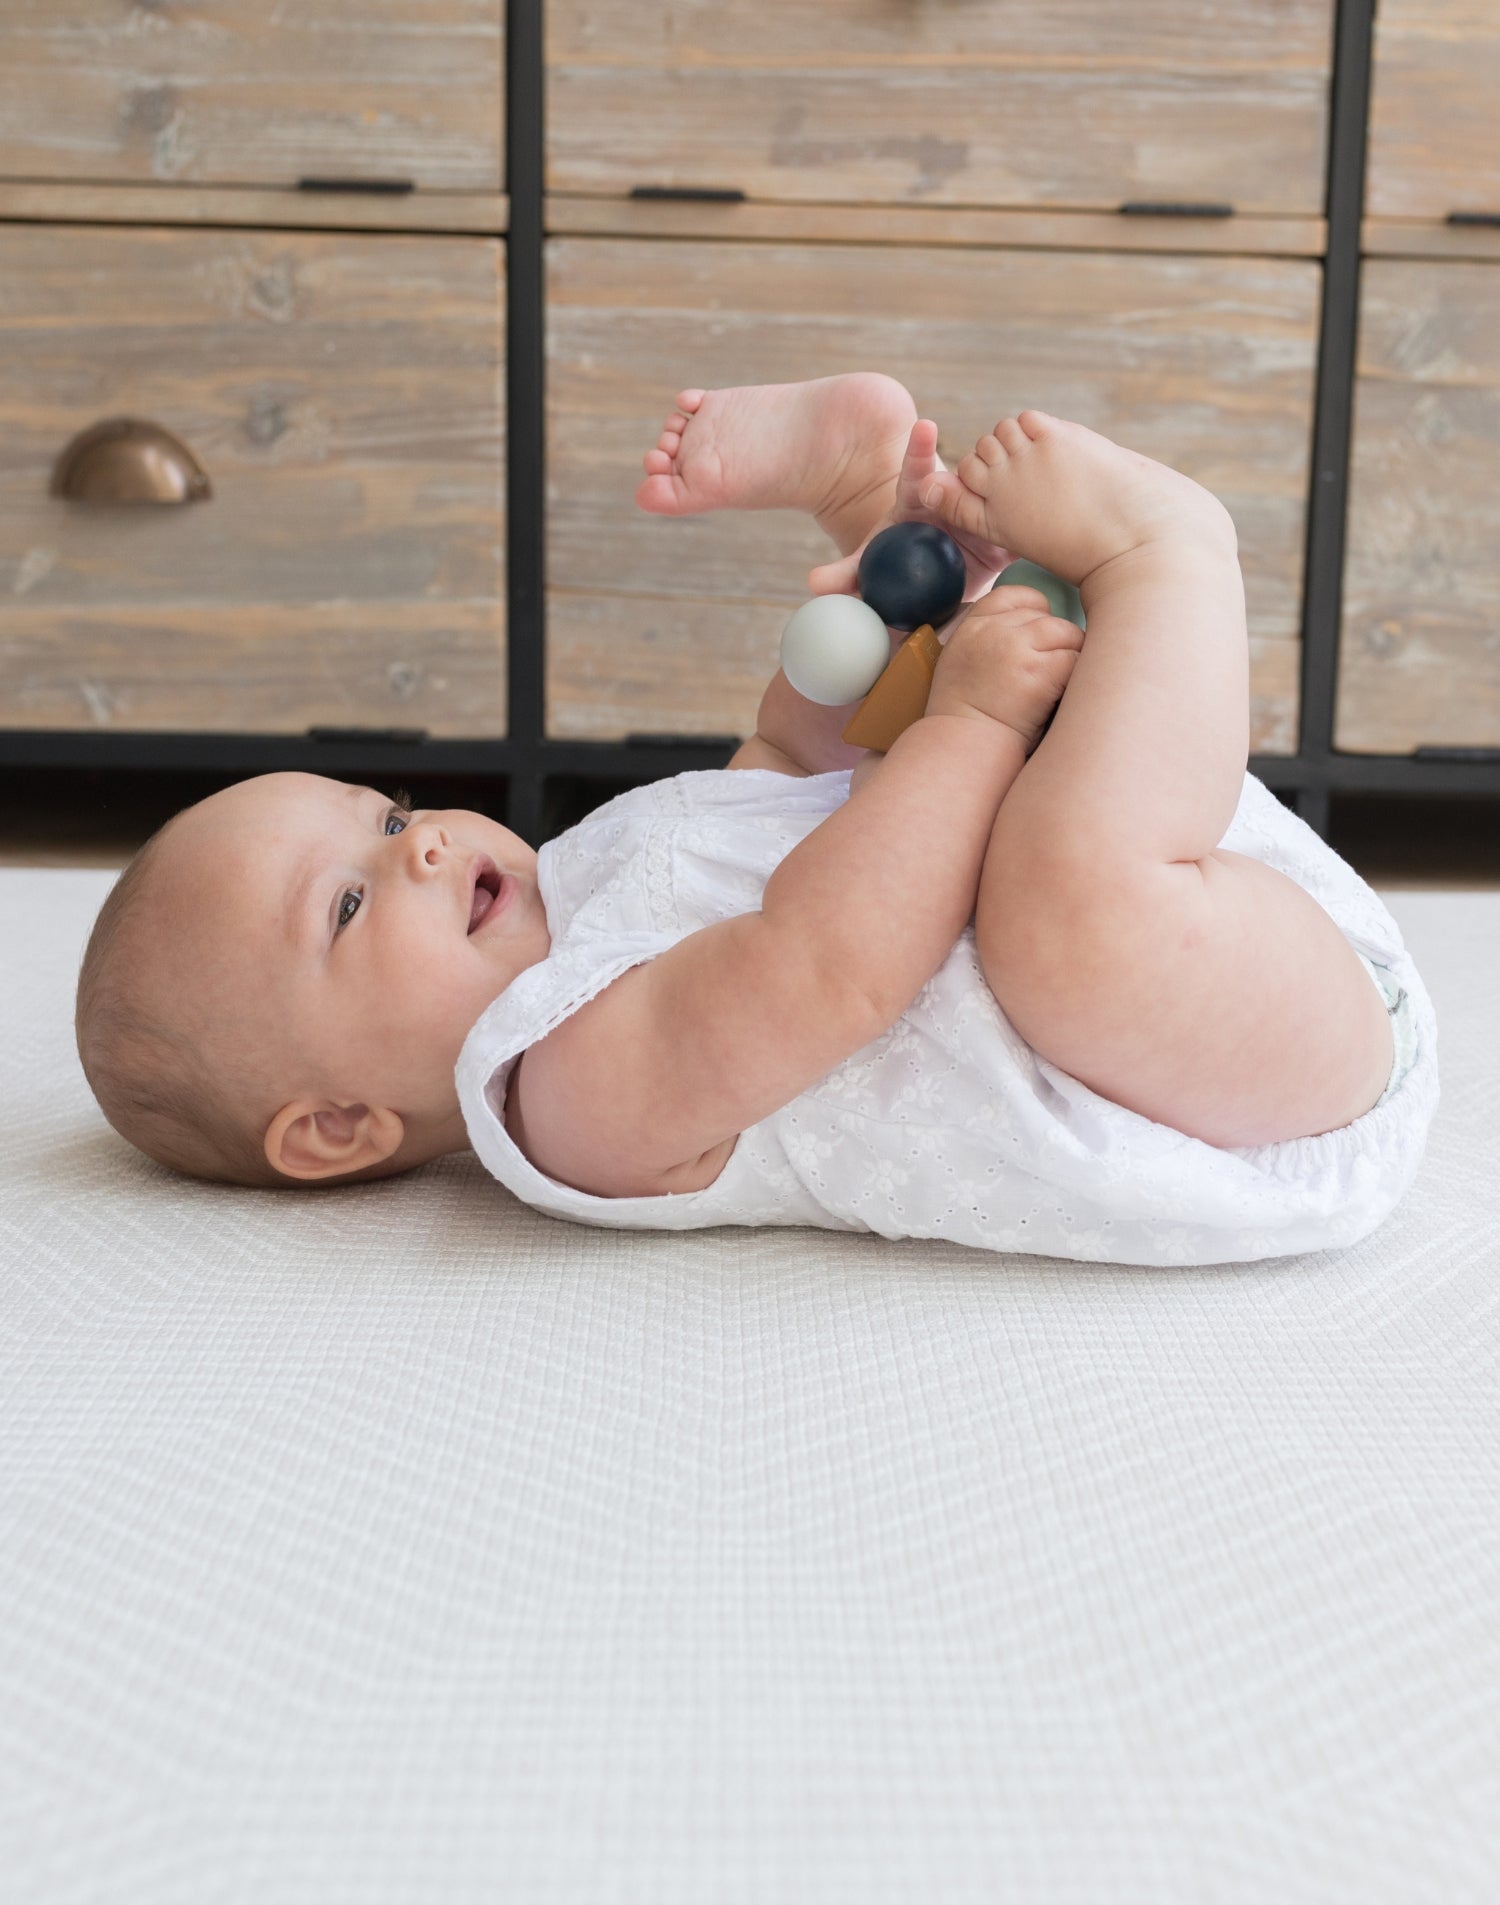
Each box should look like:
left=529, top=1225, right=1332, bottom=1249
left=740, top=645, right=899, bottom=777
left=505, top=603, right=1079, bottom=1197
left=795, top=586, right=1084, bottom=1023
left=507, top=710, right=1026, bottom=1197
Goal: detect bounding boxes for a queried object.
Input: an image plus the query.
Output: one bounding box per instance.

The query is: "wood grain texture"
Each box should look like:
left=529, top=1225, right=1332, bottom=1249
left=548, top=196, right=1327, bottom=258
left=0, top=225, right=506, bottom=737
left=1366, top=0, right=1500, bottom=220
left=547, top=0, right=1334, bottom=215
left=0, top=182, right=510, bottom=236
left=545, top=237, right=1316, bottom=753
left=3, top=604, right=507, bottom=736
left=1363, top=216, right=1500, bottom=263
left=1336, top=259, right=1500, bottom=753
left=0, top=0, right=503, bottom=191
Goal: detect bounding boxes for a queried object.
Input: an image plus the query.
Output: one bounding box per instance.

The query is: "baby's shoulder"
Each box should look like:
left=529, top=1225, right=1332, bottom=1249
left=500, top=960, right=740, bottom=1198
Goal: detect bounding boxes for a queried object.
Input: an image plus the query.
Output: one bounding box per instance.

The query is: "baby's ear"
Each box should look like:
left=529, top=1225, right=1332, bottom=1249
left=264, top=1099, right=405, bottom=1180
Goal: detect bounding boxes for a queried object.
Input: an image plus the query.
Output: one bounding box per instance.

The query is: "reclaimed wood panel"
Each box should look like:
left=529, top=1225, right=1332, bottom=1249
left=0, top=225, right=506, bottom=737
left=547, top=0, right=1334, bottom=215
left=0, top=182, right=510, bottom=237
left=1366, top=0, right=1500, bottom=220
left=1336, top=260, right=1500, bottom=753
left=2, top=605, right=505, bottom=736
left=546, top=237, right=1317, bottom=752
left=548, top=195, right=1327, bottom=259
left=0, top=1, right=503, bottom=191
left=1363, top=216, right=1500, bottom=264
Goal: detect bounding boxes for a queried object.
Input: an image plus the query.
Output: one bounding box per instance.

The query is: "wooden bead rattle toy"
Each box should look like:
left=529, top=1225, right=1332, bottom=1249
left=778, top=521, right=1085, bottom=756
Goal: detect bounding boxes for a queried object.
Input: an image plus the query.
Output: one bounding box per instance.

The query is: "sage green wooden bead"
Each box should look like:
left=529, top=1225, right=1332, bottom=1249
left=993, top=558, right=1086, bottom=630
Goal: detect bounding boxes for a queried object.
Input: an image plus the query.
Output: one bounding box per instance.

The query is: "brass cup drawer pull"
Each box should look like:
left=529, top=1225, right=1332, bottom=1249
left=51, top=418, right=211, bottom=504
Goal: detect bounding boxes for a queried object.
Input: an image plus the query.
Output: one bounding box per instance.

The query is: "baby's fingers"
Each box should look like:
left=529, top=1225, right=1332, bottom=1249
left=807, top=549, right=861, bottom=597
left=918, top=466, right=996, bottom=546
left=966, top=593, right=1083, bottom=649
left=968, top=582, right=1053, bottom=618
left=1028, top=612, right=1086, bottom=650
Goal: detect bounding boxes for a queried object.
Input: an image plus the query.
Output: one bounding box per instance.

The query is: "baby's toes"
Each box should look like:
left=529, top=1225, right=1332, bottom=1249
left=675, top=388, right=706, bottom=415
left=642, top=446, right=675, bottom=476
left=635, top=468, right=689, bottom=512
left=991, top=417, right=1032, bottom=455
left=1015, top=408, right=1060, bottom=440
left=955, top=447, right=998, bottom=495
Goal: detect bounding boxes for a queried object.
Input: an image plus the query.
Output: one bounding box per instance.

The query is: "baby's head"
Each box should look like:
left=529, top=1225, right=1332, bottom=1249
left=75, top=772, right=550, bottom=1189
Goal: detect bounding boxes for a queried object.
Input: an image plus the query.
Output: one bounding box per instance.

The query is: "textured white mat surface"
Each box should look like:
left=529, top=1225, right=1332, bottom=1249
left=2, top=869, right=1497, bottom=1903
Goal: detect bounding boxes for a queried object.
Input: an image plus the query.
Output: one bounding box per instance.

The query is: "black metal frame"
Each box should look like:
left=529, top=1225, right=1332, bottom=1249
left=5, top=0, right=1498, bottom=844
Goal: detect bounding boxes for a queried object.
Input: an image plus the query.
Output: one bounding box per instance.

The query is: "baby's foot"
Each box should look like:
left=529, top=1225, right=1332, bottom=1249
left=635, top=372, right=917, bottom=555
left=918, top=409, right=1237, bottom=591
left=807, top=418, right=1014, bottom=604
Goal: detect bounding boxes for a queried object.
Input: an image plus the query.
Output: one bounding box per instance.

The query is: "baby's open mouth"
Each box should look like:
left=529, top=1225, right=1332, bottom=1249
left=468, top=857, right=503, bottom=933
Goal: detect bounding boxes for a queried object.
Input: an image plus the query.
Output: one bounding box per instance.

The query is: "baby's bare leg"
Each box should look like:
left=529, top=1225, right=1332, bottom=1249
left=637, top=373, right=918, bottom=555
left=639, top=377, right=1012, bottom=587
left=922, top=412, right=1392, bottom=1147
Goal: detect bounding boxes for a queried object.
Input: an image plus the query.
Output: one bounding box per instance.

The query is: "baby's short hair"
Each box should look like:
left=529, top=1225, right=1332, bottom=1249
left=74, top=810, right=286, bottom=1189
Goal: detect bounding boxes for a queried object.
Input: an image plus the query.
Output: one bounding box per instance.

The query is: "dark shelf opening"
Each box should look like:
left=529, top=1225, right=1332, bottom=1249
left=1326, top=792, right=1500, bottom=886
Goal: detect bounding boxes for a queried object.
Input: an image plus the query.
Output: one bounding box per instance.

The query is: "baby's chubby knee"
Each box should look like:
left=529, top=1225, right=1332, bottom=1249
left=972, top=803, right=1159, bottom=1006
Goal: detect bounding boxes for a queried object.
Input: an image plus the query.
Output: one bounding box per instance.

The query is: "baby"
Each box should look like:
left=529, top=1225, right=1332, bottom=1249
left=75, top=376, right=1436, bottom=1265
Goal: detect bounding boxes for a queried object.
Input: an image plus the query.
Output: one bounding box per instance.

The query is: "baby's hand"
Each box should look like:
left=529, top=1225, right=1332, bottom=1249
left=925, top=585, right=1084, bottom=753
left=807, top=419, right=1013, bottom=603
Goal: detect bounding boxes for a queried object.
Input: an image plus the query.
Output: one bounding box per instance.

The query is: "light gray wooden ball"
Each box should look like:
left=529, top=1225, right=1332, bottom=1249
left=779, top=595, right=892, bottom=705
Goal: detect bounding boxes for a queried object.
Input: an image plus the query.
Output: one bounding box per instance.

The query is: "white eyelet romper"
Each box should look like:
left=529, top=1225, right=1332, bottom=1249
left=456, top=768, right=1438, bottom=1267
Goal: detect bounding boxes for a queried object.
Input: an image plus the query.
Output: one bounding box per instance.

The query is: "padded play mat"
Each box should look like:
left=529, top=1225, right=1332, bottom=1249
left=3, top=869, right=1497, bottom=1901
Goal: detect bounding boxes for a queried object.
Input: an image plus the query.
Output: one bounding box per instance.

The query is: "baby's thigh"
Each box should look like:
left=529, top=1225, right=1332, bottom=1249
left=974, top=842, right=1394, bottom=1149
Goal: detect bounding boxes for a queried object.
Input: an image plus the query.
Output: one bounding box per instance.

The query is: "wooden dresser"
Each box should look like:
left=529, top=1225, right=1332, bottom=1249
left=1, top=0, right=1497, bottom=839
left=0, top=1, right=509, bottom=739
left=1340, top=0, right=1500, bottom=754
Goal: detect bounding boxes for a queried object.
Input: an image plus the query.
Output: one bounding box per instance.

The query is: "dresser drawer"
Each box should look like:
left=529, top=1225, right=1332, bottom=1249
left=546, top=237, right=1317, bottom=752
left=1366, top=0, right=1500, bottom=221
left=0, top=2, right=503, bottom=191
left=1336, top=260, right=1500, bottom=753
left=0, top=225, right=505, bottom=738
left=547, top=0, right=1334, bottom=216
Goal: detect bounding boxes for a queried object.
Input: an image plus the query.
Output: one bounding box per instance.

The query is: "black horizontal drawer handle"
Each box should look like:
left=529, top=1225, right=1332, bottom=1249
left=307, top=726, right=429, bottom=743
left=298, top=177, right=414, bottom=195
left=1447, top=211, right=1500, bottom=228
left=1119, top=201, right=1234, bottom=218
left=629, top=185, right=747, bottom=203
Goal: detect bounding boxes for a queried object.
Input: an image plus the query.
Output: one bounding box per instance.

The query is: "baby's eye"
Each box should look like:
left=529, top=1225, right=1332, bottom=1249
left=335, top=799, right=414, bottom=932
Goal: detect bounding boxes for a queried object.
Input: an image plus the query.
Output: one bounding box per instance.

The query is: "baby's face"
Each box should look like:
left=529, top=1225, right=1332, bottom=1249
left=162, top=772, right=550, bottom=1176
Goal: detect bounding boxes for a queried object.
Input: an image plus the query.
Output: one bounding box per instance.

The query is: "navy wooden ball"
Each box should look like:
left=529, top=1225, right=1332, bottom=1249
left=856, top=521, right=967, bottom=632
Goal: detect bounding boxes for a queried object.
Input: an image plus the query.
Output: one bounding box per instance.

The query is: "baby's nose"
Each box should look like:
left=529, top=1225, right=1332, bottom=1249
left=407, top=819, right=449, bottom=866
